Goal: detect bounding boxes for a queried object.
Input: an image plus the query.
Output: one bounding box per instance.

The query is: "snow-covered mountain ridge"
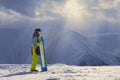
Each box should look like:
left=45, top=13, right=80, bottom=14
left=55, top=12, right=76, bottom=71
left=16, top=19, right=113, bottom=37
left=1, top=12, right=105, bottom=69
left=1, top=27, right=120, bottom=66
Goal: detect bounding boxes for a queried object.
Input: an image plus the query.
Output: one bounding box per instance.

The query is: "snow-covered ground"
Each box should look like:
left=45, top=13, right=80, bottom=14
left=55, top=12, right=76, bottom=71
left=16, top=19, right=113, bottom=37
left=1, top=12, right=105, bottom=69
left=0, top=64, right=120, bottom=80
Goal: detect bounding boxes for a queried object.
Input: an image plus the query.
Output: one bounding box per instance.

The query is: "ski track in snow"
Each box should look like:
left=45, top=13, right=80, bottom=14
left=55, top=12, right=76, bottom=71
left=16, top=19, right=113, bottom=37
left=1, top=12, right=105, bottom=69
left=0, top=64, right=120, bottom=80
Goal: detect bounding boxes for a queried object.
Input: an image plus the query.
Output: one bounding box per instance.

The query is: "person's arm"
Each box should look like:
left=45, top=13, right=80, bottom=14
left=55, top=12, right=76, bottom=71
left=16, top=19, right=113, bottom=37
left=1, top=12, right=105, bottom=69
left=32, top=37, right=37, bottom=49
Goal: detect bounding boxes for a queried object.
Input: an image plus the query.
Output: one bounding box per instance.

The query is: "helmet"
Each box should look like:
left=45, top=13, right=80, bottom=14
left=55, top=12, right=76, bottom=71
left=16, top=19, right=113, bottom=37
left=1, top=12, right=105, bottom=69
left=35, top=28, right=41, bottom=32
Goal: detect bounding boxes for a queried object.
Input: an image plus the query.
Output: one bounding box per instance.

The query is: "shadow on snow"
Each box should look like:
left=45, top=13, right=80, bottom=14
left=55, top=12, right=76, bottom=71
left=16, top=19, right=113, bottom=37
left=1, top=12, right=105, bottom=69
left=1, top=71, right=37, bottom=77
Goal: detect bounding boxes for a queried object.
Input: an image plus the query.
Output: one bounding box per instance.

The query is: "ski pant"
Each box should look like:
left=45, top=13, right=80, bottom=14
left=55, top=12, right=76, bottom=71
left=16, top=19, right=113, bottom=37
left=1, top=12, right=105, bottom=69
left=30, top=46, right=39, bottom=70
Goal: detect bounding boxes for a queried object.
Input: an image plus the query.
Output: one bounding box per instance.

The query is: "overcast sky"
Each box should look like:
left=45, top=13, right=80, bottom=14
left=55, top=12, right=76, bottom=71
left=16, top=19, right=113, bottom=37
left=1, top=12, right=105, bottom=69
left=0, top=0, right=120, bottom=32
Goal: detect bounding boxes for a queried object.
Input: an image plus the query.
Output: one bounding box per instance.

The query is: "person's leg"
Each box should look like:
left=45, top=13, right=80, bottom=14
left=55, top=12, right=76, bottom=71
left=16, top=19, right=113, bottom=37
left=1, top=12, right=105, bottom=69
left=30, top=46, right=39, bottom=71
left=30, top=55, right=39, bottom=70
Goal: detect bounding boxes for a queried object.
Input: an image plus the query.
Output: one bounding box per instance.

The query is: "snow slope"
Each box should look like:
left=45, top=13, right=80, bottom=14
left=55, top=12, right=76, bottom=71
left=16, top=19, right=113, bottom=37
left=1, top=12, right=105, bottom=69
left=0, top=64, right=120, bottom=80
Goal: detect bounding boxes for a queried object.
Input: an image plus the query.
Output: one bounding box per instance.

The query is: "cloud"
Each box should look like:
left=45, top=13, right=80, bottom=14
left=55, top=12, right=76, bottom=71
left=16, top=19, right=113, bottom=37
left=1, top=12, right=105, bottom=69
left=33, top=0, right=90, bottom=31
left=34, top=0, right=66, bottom=18
left=97, top=0, right=120, bottom=9
left=87, top=0, right=120, bottom=22
left=0, top=0, right=38, bottom=16
left=0, top=0, right=120, bottom=29
left=0, top=7, right=55, bottom=28
left=37, top=0, right=120, bottom=24
left=0, top=7, right=30, bottom=27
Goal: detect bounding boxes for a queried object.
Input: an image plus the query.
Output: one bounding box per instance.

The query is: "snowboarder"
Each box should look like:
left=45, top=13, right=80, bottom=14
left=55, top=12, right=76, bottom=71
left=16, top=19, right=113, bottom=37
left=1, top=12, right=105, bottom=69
left=30, top=28, right=42, bottom=71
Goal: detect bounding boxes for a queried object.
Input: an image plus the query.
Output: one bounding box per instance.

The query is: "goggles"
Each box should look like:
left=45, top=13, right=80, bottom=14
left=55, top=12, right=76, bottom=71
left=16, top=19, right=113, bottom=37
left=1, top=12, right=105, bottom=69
left=38, top=31, right=41, bottom=34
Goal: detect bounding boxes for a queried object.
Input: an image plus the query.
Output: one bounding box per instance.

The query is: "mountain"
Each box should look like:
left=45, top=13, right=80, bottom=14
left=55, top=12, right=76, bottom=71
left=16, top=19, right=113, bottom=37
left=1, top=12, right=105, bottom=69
left=47, top=30, right=120, bottom=66
left=1, top=26, right=120, bottom=66
left=0, top=28, right=32, bottom=64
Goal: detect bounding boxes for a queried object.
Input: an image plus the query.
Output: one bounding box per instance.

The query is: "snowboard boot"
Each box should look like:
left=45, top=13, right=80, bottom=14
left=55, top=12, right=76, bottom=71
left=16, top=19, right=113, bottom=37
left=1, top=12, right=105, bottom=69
left=31, top=70, right=38, bottom=72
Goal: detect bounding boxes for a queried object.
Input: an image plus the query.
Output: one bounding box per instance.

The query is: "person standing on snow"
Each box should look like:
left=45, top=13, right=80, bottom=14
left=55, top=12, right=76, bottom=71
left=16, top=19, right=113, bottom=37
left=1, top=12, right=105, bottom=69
left=30, top=28, right=42, bottom=71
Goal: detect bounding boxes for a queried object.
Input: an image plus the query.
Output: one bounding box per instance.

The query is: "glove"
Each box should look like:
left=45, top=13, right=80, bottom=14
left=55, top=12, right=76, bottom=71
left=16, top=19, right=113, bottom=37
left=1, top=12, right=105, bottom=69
left=44, top=47, right=46, bottom=51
